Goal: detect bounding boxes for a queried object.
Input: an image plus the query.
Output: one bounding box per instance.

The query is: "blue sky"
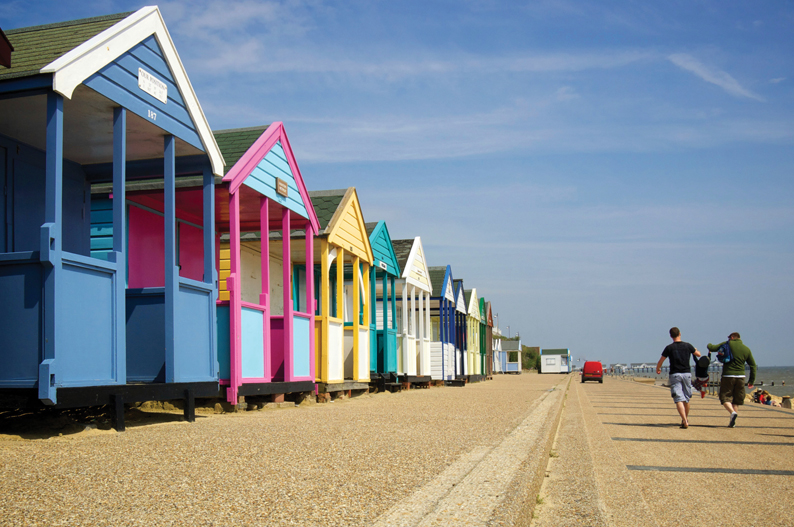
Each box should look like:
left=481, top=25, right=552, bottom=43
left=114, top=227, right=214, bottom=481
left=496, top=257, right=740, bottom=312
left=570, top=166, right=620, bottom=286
left=4, top=1, right=793, bottom=366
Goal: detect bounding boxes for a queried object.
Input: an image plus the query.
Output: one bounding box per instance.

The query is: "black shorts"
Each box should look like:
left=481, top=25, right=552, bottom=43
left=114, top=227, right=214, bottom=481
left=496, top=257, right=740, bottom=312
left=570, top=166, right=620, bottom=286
left=719, top=377, right=745, bottom=405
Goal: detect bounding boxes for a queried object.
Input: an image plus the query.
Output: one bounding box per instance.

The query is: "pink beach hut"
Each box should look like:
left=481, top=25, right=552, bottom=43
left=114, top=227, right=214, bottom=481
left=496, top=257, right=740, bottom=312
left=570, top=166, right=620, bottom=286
left=214, top=124, right=320, bottom=404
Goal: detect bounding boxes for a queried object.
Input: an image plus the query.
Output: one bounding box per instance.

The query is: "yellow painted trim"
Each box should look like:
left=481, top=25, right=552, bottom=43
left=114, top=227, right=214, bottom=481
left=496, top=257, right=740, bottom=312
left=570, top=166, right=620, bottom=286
left=326, top=188, right=374, bottom=264
left=353, top=255, right=360, bottom=380
left=320, top=239, right=329, bottom=383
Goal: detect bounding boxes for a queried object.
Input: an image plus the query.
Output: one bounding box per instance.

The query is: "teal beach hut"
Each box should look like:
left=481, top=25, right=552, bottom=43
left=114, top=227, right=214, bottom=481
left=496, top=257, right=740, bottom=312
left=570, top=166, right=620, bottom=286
left=365, top=221, right=401, bottom=387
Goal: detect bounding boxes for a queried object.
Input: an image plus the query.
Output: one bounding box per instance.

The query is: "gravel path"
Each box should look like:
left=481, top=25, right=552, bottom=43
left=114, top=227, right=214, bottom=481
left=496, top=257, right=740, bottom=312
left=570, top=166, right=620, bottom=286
left=0, top=374, right=566, bottom=526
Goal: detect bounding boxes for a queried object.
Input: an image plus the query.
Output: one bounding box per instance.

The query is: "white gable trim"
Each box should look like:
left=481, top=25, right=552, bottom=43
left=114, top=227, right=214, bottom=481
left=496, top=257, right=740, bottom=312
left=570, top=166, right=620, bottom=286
left=401, top=236, right=432, bottom=293
left=444, top=275, right=455, bottom=302
left=467, top=288, right=480, bottom=320
left=455, top=287, right=467, bottom=313
left=41, top=6, right=225, bottom=177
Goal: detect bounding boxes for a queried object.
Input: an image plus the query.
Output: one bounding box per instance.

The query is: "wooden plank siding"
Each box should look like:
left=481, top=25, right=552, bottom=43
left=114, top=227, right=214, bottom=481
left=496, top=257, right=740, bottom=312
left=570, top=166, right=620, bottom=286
left=83, top=35, right=203, bottom=151
left=241, top=141, right=309, bottom=219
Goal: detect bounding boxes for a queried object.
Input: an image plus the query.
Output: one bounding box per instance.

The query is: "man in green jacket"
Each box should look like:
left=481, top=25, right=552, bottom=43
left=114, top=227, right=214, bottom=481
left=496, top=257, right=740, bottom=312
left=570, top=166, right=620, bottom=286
left=708, top=332, right=757, bottom=428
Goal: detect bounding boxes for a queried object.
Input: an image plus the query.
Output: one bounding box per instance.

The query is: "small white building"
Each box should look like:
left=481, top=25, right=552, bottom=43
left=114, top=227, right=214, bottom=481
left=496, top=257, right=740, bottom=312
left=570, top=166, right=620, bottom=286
left=540, top=349, right=571, bottom=373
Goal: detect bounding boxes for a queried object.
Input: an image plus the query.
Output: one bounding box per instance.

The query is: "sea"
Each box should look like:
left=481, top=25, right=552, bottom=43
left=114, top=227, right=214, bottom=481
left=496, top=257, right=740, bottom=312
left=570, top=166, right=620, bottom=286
left=631, top=365, right=794, bottom=398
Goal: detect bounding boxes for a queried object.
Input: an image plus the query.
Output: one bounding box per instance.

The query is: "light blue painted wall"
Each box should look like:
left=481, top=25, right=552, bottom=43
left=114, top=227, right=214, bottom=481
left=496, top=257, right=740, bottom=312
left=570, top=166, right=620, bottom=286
left=174, top=283, right=216, bottom=381
left=241, top=306, right=265, bottom=378
left=293, top=315, right=311, bottom=378
left=57, top=258, right=117, bottom=385
left=0, top=262, right=41, bottom=386
left=83, top=35, right=203, bottom=151
left=242, top=141, right=309, bottom=220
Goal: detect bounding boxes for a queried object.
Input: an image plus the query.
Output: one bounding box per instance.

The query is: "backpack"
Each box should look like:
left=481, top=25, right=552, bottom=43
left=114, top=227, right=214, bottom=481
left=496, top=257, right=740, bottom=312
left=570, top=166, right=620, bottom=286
left=716, top=341, right=733, bottom=364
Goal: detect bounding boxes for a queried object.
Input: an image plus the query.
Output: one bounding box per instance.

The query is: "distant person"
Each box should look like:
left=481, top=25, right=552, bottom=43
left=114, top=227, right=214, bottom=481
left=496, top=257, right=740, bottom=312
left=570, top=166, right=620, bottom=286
left=708, top=332, right=757, bottom=428
left=656, top=327, right=702, bottom=429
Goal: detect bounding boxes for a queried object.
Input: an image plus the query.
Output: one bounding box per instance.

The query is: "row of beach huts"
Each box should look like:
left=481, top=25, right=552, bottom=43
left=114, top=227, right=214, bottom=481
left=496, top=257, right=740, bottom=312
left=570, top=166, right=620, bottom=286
left=0, top=8, right=522, bottom=430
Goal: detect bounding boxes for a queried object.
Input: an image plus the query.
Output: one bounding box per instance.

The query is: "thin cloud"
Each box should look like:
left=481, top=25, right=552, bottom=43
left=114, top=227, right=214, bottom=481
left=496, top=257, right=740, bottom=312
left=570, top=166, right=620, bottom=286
left=668, top=53, right=764, bottom=101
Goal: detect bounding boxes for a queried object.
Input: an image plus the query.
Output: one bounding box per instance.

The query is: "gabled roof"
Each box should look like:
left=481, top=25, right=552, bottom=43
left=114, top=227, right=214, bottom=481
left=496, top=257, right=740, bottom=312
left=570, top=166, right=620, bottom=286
left=428, top=266, right=447, bottom=294
left=429, top=265, right=455, bottom=302
left=216, top=123, right=319, bottom=233
left=465, top=288, right=480, bottom=320
left=454, top=279, right=467, bottom=314
left=1, top=13, right=130, bottom=81
left=502, top=340, right=522, bottom=351
left=485, top=301, right=493, bottom=327
left=214, top=126, right=268, bottom=174
left=4, top=7, right=224, bottom=176
left=309, top=189, right=346, bottom=232
left=392, top=237, right=432, bottom=293
left=309, top=188, right=373, bottom=263
left=366, top=221, right=400, bottom=277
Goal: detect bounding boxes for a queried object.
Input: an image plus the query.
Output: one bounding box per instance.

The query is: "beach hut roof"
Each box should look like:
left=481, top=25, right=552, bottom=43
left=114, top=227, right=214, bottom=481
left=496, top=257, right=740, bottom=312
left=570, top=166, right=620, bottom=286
left=391, top=237, right=432, bottom=292
left=214, top=126, right=269, bottom=174
left=214, top=123, right=320, bottom=233
left=308, top=188, right=373, bottom=263
left=0, top=12, right=131, bottom=81
left=1, top=7, right=225, bottom=176
left=428, top=267, right=447, bottom=293
left=366, top=221, right=400, bottom=277
left=502, top=340, right=522, bottom=351
left=308, top=189, right=347, bottom=232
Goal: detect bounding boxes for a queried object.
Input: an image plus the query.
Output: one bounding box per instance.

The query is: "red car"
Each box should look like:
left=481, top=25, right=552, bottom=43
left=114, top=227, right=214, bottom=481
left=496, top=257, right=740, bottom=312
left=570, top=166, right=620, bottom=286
left=581, top=361, right=603, bottom=383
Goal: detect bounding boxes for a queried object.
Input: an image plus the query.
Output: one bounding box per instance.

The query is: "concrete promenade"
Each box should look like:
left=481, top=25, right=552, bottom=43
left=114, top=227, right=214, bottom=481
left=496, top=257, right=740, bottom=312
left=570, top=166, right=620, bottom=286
left=533, top=376, right=794, bottom=527
left=2, top=374, right=792, bottom=526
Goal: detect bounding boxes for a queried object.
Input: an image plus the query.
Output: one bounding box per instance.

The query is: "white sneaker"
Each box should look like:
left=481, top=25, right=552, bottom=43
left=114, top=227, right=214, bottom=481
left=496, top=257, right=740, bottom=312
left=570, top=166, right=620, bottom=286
left=729, top=412, right=738, bottom=428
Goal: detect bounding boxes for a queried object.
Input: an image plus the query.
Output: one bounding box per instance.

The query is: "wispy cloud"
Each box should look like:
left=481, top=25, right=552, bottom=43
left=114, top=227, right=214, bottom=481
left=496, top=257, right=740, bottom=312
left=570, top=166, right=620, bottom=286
left=668, top=53, right=764, bottom=101
left=191, top=45, right=652, bottom=79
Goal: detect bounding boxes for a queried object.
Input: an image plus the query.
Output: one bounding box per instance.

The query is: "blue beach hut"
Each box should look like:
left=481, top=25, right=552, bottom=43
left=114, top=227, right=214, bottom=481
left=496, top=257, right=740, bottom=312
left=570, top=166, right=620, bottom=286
left=452, top=278, right=468, bottom=379
left=428, top=265, right=457, bottom=382
left=0, top=8, right=223, bottom=428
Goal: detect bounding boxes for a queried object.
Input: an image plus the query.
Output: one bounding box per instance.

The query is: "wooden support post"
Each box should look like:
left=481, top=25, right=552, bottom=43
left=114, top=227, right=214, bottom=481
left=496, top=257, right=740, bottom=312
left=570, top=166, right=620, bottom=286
left=228, top=191, right=242, bottom=403
left=184, top=388, right=195, bottom=423
left=111, top=394, right=125, bottom=432
left=112, top=107, right=127, bottom=386
left=353, top=255, right=360, bottom=380
left=164, top=134, right=177, bottom=383
left=39, top=93, right=64, bottom=405
left=282, top=207, right=293, bottom=382
left=320, top=240, right=329, bottom=383
left=418, top=288, right=424, bottom=376
left=261, top=197, right=271, bottom=382
left=306, top=225, right=315, bottom=381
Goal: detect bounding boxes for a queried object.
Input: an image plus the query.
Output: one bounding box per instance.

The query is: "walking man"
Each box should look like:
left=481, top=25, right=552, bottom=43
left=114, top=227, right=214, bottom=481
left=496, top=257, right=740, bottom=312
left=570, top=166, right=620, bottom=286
left=656, top=327, right=701, bottom=428
left=708, top=332, right=757, bottom=428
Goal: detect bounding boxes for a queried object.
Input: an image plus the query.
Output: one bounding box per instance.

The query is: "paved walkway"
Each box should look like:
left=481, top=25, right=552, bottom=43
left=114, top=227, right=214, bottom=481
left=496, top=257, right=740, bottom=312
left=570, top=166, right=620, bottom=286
left=533, top=376, right=794, bottom=527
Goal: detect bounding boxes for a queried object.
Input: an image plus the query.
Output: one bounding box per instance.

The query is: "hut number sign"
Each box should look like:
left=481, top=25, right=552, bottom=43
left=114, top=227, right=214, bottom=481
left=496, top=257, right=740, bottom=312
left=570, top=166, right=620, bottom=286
left=379, top=261, right=388, bottom=270
left=276, top=178, right=289, bottom=197
left=138, top=68, right=168, bottom=104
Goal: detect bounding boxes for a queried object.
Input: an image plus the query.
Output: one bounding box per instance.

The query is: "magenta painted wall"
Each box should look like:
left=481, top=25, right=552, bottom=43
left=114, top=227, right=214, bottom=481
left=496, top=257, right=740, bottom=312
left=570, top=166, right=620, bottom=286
left=179, top=222, right=204, bottom=282
left=128, top=205, right=165, bottom=288
left=270, top=316, right=285, bottom=382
